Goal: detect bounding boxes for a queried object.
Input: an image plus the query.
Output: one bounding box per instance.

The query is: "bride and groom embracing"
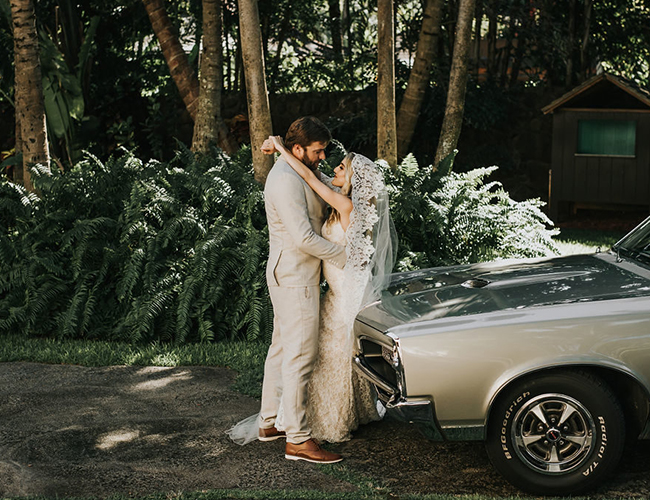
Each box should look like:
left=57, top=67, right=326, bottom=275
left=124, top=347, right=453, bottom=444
left=227, top=116, right=396, bottom=463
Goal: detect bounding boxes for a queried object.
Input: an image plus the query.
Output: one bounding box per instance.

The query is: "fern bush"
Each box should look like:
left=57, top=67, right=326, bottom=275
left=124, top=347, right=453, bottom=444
left=1, top=146, right=558, bottom=345
left=0, top=146, right=272, bottom=343
left=386, top=152, right=559, bottom=270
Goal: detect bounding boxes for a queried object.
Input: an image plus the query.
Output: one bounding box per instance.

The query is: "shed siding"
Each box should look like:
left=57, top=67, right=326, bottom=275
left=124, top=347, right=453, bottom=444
left=551, top=109, right=650, bottom=220
left=636, top=115, right=650, bottom=204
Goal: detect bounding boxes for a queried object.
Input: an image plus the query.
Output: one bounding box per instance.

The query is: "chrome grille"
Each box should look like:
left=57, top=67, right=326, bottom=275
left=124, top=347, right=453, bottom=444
left=359, top=338, right=399, bottom=392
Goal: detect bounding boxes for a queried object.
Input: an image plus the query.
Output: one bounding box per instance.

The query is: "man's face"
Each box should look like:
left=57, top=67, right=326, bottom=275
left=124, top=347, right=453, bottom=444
left=296, top=141, right=328, bottom=170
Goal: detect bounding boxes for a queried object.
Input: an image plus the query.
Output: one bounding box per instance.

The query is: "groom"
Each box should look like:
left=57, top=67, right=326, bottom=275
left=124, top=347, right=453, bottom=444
left=259, top=116, right=346, bottom=463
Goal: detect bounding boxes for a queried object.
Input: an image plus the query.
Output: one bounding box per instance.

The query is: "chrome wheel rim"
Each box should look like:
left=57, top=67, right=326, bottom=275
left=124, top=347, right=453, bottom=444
left=512, top=393, right=595, bottom=474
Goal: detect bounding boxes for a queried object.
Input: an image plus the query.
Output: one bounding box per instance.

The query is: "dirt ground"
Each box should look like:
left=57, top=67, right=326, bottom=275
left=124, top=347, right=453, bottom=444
left=1, top=362, right=649, bottom=499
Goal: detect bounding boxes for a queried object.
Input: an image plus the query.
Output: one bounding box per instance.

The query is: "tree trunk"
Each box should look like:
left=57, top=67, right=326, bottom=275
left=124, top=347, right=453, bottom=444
left=269, top=6, right=292, bottom=91
left=396, top=0, right=444, bottom=159
left=579, top=0, right=593, bottom=82
left=342, top=0, right=354, bottom=87
left=486, top=0, right=497, bottom=80
left=565, top=0, right=576, bottom=87
left=328, top=0, right=343, bottom=59
left=509, top=16, right=525, bottom=87
left=142, top=0, right=200, bottom=120
left=238, top=0, right=273, bottom=184
left=433, top=0, right=476, bottom=169
left=377, top=0, right=397, bottom=168
left=11, top=0, right=49, bottom=191
left=499, top=17, right=513, bottom=87
left=143, top=0, right=237, bottom=154
left=474, top=0, right=482, bottom=81
left=192, top=0, right=238, bottom=154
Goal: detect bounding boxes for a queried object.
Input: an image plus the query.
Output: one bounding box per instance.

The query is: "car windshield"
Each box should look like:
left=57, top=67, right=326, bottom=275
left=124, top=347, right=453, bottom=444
left=613, top=216, right=650, bottom=267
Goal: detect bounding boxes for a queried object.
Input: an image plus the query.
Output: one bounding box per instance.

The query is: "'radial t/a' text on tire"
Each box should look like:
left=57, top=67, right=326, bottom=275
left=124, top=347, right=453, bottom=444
left=486, top=370, right=625, bottom=495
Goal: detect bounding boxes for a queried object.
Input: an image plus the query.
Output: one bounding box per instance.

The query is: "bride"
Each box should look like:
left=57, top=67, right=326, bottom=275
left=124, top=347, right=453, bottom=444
left=227, top=135, right=396, bottom=444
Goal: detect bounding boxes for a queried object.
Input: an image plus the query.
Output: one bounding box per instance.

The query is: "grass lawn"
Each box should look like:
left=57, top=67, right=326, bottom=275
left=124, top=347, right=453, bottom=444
left=553, top=227, right=625, bottom=255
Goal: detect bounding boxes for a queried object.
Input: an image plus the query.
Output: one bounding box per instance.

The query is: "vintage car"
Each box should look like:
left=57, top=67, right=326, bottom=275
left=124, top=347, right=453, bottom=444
left=353, top=215, right=650, bottom=495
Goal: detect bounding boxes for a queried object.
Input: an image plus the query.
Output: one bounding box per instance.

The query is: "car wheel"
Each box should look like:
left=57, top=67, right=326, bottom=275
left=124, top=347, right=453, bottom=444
left=486, top=370, right=625, bottom=495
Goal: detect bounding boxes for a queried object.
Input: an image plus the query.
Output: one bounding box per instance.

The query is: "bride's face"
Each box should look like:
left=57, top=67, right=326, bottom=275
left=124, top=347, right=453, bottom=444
left=332, top=163, right=346, bottom=187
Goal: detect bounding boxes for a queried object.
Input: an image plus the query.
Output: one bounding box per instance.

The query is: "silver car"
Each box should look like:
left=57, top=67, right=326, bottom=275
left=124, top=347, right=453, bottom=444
left=353, top=216, right=650, bottom=495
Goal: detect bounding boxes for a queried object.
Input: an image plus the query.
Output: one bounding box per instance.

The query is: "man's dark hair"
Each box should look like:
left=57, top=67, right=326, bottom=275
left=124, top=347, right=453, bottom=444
left=284, top=116, right=332, bottom=150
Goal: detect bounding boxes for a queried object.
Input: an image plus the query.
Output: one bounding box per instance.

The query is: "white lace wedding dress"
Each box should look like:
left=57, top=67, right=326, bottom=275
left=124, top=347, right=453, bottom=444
left=305, top=218, right=381, bottom=443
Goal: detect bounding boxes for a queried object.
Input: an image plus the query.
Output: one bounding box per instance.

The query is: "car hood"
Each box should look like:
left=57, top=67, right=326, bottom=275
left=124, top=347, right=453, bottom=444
left=357, top=253, right=650, bottom=332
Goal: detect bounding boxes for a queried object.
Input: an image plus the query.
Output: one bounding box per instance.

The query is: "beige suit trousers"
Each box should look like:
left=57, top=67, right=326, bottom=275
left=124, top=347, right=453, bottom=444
left=260, top=284, right=320, bottom=443
left=260, top=159, right=346, bottom=444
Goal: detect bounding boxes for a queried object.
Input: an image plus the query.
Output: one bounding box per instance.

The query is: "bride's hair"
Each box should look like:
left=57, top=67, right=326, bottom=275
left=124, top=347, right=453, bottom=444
left=328, top=152, right=355, bottom=224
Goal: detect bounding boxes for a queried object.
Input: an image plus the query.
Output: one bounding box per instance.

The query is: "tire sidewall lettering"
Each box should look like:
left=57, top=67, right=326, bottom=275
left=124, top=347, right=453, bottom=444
left=499, top=391, right=530, bottom=459
left=580, top=416, right=607, bottom=477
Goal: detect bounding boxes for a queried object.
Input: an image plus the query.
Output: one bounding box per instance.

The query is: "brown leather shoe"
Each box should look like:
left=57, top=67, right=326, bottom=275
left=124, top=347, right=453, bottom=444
left=259, top=426, right=286, bottom=442
left=285, top=438, right=343, bottom=463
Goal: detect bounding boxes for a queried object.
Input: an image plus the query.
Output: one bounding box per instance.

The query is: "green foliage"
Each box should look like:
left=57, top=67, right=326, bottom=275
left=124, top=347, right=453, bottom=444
left=3, top=145, right=558, bottom=345
left=1, top=146, right=272, bottom=344
left=387, top=153, right=559, bottom=270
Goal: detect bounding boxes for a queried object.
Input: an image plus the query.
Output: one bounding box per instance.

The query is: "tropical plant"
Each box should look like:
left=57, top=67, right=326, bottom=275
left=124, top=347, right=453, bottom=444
left=387, top=152, right=559, bottom=270
left=0, top=145, right=560, bottom=346
left=0, top=145, right=272, bottom=344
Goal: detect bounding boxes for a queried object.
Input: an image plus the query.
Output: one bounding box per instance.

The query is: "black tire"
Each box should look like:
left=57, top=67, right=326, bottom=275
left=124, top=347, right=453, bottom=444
left=486, top=370, right=625, bottom=495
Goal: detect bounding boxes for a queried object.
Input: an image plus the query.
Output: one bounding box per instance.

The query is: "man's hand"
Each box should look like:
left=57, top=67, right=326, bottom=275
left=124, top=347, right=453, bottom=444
left=261, top=137, right=277, bottom=155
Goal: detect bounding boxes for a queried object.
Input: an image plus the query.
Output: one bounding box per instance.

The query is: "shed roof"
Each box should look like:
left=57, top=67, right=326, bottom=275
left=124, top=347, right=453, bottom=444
left=542, top=73, right=650, bottom=114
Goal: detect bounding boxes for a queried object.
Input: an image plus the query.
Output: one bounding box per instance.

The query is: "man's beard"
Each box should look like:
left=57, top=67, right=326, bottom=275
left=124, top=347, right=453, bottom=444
left=300, top=152, right=319, bottom=171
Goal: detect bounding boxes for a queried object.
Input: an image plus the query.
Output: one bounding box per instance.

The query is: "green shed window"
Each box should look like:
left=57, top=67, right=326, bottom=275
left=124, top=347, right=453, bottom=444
left=577, top=119, right=636, bottom=156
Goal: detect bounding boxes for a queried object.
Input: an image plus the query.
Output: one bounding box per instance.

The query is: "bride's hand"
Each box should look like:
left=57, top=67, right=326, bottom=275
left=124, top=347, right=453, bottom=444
left=270, top=135, right=285, bottom=151
left=261, top=137, right=276, bottom=155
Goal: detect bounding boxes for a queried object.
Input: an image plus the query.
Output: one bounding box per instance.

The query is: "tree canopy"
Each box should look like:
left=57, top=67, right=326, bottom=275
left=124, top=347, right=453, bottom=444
left=0, top=0, right=648, bottom=169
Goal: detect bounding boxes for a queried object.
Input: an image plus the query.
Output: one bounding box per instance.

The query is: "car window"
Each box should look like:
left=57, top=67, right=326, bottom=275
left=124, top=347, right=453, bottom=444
left=614, top=216, right=650, bottom=266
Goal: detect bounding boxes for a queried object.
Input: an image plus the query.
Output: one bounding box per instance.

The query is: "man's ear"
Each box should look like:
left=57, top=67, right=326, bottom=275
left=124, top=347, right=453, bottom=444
left=292, top=144, right=304, bottom=157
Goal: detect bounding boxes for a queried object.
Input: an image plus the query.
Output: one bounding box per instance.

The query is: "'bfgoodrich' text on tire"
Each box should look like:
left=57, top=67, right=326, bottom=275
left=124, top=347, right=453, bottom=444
left=486, top=370, right=625, bottom=495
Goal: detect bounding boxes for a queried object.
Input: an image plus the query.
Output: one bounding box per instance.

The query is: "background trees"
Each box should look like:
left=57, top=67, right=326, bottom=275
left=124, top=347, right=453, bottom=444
left=1, top=0, right=648, bottom=182
left=3, top=0, right=646, bottom=344
left=10, top=0, right=49, bottom=191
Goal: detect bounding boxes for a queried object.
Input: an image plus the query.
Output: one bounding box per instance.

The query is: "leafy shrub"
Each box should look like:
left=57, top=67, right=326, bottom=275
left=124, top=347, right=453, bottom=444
left=387, top=152, right=559, bottom=270
left=1, top=147, right=558, bottom=345
left=0, top=146, right=272, bottom=344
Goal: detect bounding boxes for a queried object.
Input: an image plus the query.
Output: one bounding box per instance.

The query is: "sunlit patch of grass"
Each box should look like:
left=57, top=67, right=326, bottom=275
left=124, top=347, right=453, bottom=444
left=553, top=228, right=625, bottom=256
left=0, top=335, right=269, bottom=398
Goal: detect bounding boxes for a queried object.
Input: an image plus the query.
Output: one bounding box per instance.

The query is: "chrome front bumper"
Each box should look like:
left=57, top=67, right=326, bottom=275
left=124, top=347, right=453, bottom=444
left=353, top=353, right=445, bottom=441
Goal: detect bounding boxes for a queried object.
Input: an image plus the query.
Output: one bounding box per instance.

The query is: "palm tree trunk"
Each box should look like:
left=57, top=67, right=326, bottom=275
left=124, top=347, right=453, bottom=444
left=192, top=0, right=238, bottom=154
left=11, top=0, right=49, bottom=191
left=328, top=0, right=343, bottom=59
left=377, top=0, right=397, bottom=168
left=143, top=0, right=238, bottom=154
left=142, top=0, right=200, bottom=120
left=433, top=0, right=476, bottom=169
left=238, top=0, right=273, bottom=184
left=396, top=0, right=444, bottom=159
left=579, top=0, right=593, bottom=82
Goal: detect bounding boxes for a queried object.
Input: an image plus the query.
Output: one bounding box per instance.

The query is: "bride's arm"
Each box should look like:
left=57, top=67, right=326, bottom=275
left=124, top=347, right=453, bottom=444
left=269, top=136, right=352, bottom=216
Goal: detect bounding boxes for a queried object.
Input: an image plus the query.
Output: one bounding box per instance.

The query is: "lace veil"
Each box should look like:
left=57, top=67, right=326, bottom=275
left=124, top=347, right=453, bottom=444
left=341, top=154, right=397, bottom=333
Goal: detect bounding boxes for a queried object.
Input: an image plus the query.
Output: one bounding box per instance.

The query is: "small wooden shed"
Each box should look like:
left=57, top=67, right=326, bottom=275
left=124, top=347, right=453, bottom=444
left=542, top=73, right=650, bottom=221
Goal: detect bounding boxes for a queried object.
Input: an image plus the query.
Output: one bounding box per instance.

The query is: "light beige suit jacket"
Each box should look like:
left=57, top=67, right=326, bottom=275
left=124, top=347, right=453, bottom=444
left=264, top=158, right=346, bottom=286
